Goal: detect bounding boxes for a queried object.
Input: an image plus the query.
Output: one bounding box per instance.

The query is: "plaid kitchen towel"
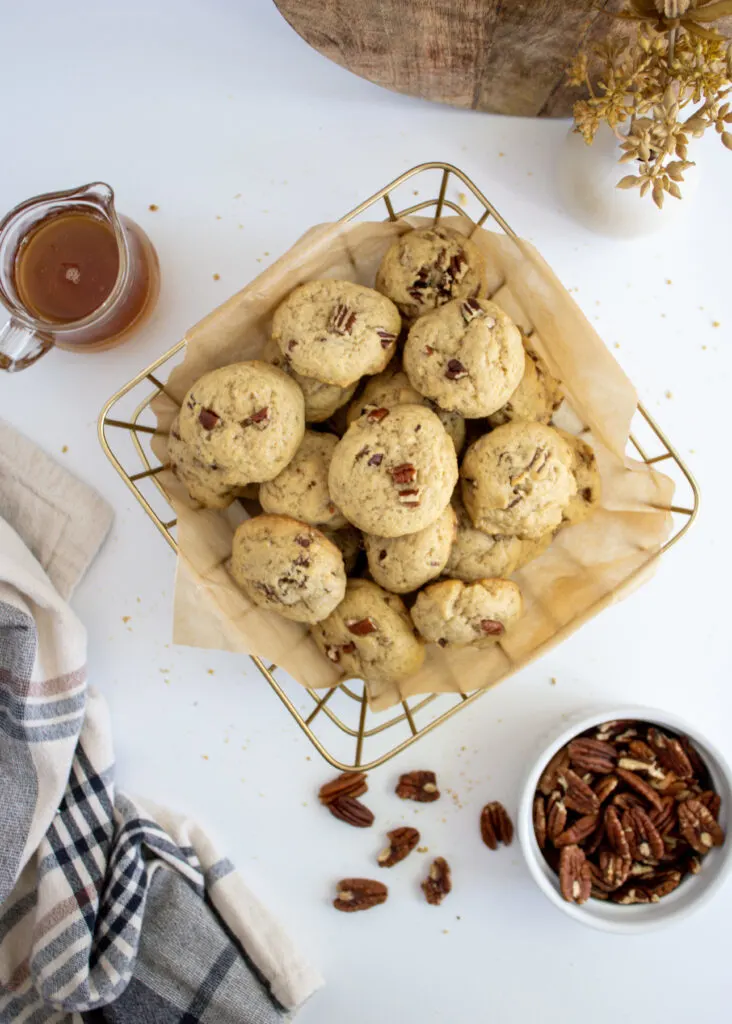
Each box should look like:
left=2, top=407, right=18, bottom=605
left=0, top=423, right=322, bottom=1022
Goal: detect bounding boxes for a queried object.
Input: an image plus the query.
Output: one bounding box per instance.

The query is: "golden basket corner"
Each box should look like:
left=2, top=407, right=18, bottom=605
left=98, top=161, right=700, bottom=773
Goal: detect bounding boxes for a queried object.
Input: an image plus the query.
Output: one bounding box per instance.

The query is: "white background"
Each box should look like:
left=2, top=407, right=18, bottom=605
left=1, top=2, right=731, bottom=1021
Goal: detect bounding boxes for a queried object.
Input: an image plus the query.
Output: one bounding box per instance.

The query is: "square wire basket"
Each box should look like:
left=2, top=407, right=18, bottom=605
left=98, top=162, right=699, bottom=772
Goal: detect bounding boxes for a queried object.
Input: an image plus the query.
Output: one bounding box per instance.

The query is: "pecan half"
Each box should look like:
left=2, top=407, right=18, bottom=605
left=390, top=463, right=417, bottom=485
left=329, top=795, right=374, bottom=828
left=334, top=877, right=387, bottom=912
left=377, top=827, right=420, bottom=867
left=615, top=767, right=664, bottom=812
left=568, top=738, right=617, bottom=775
left=584, top=817, right=606, bottom=856
left=445, top=359, right=468, bottom=381
left=597, top=850, right=631, bottom=891
left=612, top=791, right=647, bottom=812
left=198, top=407, right=219, bottom=430
left=533, top=796, right=547, bottom=849
left=346, top=617, right=377, bottom=636
left=480, top=801, right=514, bottom=850
left=555, top=813, right=599, bottom=847
left=699, top=790, right=722, bottom=820
left=627, top=739, right=657, bottom=764
left=678, top=798, right=725, bottom=855
left=328, top=304, right=357, bottom=335
left=560, top=769, right=600, bottom=815
left=422, top=857, right=451, bottom=905
left=612, top=884, right=651, bottom=905
left=559, top=845, right=591, bottom=905
left=623, top=806, right=664, bottom=863
left=366, top=407, right=390, bottom=423
left=594, top=775, right=620, bottom=804
left=396, top=770, right=439, bottom=802
left=605, top=806, right=631, bottom=860
left=539, top=748, right=571, bottom=796
left=647, top=727, right=694, bottom=779
left=645, top=869, right=683, bottom=902
left=319, top=771, right=367, bottom=806
left=547, top=791, right=568, bottom=844
left=650, top=795, right=677, bottom=835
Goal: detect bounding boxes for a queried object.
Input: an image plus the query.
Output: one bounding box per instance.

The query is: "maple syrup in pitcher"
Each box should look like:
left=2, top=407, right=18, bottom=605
left=0, top=182, right=159, bottom=371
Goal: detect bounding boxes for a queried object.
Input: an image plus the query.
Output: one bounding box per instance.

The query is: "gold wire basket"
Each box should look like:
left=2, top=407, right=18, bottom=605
left=98, top=162, right=699, bottom=772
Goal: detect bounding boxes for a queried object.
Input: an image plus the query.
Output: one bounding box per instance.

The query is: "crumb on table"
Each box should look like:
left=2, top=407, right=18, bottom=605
left=121, top=616, right=131, bottom=624
left=148, top=204, right=158, bottom=211
left=212, top=273, right=220, bottom=281
left=61, top=445, right=68, bottom=453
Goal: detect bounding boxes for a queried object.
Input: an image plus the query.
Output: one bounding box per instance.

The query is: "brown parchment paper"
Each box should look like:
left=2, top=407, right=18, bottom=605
left=151, top=216, right=674, bottom=711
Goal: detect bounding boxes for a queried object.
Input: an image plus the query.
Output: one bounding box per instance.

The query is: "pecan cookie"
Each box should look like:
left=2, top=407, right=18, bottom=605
left=168, top=416, right=242, bottom=509
left=178, top=361, right=305, bottom=485
left=262, top=337, right=357, bottom=423
left=271, top=279, right=401, bottom=387
left=259, top=430, right=347, bottom=529
left=557, top=430, right=602, bottom=525
left=346, top=364, right=466, bottom=455
left=460, top=422, right=577, bottom=539
left=487, top=337, right=563, bottom=428
left=403, top=297, right=525, bottom=418
left=364, top=504, right=457, bottom=594
left=328, top=404, right=458, bottom=537
left=411, top=578, right=523, bottom=649
left=230, top=515, right=346, bottom=624
left=311, top=579, right=425, bottom=686
left=375, top=225, right=486, bottom=320
left=445, top=494, right=525, bottom=581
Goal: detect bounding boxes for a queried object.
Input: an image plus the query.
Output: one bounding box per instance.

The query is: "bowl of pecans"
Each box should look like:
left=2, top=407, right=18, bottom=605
left=517, top=707, right=731, bottom=932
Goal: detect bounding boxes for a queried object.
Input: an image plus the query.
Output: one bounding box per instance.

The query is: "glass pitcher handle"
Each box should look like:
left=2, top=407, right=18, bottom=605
left=0, top=317, right=53, bottom=372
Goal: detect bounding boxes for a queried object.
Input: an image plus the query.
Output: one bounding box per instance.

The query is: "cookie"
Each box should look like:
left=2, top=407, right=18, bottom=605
left=271, top=279, right=401, bottom=387
left=321, top=524, right=362, bottom=574
left=364, top=504, right=457, bottom=594
left=259, top=430, right=347, bottom=529
left=168, top=417, right=241, bottom=509
left=376, top=225, right=486, bottom=320
left=446, top=494, right=525, bottom=581
left=311, top=578, right=425, bottom=686
left=346, top=365, right=466, bottom=454
left=557, top=431, right=602, bottom=525
left=263, top=337, right=357, bottom=423
left=403, top=297, right=525, bottom=418
left=328, top=404, right=458, bottom=537
left=178, top=361, right=305, bottom=485
left=230, top=515, right=346, bottom=624
left=487, top=337, right=563, bottom=428
left=514, top=530, right=555, bottom=570
left=411, top=578, right=523, bottom=649
left=460, top=422, right=577, bottom=539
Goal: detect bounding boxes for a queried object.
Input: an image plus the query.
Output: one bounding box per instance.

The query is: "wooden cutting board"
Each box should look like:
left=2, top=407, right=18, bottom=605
left=273, top=0, right=627, bottom=118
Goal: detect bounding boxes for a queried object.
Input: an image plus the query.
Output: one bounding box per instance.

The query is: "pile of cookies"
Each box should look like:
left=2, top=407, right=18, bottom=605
left=168, top=225, right=601, bottom=690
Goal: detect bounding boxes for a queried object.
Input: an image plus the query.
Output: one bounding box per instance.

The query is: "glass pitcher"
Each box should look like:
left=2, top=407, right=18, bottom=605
left=0, top=182, right=159, bottom=371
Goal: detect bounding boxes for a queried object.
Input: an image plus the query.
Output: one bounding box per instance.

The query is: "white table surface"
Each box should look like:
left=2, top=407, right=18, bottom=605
left=2, top=2, right=731, bottom=1021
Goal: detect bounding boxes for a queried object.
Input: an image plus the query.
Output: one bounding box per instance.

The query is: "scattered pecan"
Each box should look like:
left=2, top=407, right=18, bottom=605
left=328, top=304, right=357, bottom=335
left=555, top=814, right=599, bottom=848
left=568, top=737, right=617, bottom=775
left=538, top=748, right=571, bottom=796
left=242, top=407, right=270, bottom=429
left=559, top=845, right=591, bottom=905
left=367, top=453, right=383, bottom=467
left=346, top=617, right=377, bottom=636
left=615, top=767, right=665, bottom=812
left=479, top=619, right=505, bottom=636
left=533, top=796, right=547, bottom=849
left=560, top=769, right=600, bottom=815
left=647, top=727, right=693, bottom=779
left=198, top=407, right=219, bottom=430
left=422, top=857, right=451, bottom=905
left=396, top=770, right=439, bottom=802
left=678, top=798, right=725, bottom=855
left=445, top=359, right=468, bottom=381
left=594, top=775, right=620, bottom=804
left=623, top=806, right=665, bottom=863
left=334, top=877, right=387, bottom=912
left=329, top=796, right=374, bottom=828
left=547, top=791, right=568, bottom=844
left=377, top=827, right=420, bottom=867
left=366, top=407, right=389, bottom=423
left=319, top=771, right=367, bottom=806
left=480, top=802, right=514, bottom=850
left=390, top=463, right=417, bottom=485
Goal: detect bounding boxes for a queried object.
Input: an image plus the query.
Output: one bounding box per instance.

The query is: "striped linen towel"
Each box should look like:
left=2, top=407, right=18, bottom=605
left=0, top=421, right=322, bottom=1022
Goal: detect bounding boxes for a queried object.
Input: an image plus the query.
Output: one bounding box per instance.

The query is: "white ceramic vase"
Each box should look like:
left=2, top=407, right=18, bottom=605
left=557, top=122, right=699, bottom=238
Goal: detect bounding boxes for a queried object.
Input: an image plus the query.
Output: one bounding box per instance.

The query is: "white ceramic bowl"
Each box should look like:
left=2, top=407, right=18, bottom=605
left=517, top=706, right=732, bottom=933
